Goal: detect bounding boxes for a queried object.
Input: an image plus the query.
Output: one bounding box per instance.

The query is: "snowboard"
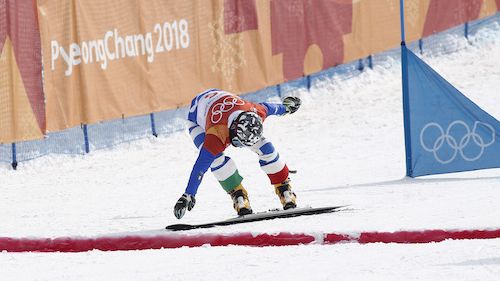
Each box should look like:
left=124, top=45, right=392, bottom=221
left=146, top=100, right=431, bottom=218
left=165, top=205, right=347, bottom=231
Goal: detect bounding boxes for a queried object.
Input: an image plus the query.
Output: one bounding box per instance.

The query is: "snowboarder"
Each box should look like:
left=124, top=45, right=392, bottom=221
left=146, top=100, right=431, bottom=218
left=173, top=89, right=301, bottom=219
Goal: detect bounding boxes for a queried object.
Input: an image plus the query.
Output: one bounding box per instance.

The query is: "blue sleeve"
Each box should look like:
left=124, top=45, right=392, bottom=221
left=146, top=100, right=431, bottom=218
left=260, top=102, right=286, bottom=116
left=185, top=147, right=217, bottom=196
left=188, top=122, right=205, bottom=149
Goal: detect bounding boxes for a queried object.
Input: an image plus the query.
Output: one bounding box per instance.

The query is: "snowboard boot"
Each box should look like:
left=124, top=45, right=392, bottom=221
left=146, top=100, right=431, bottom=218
left=229, top=184, right=253, bottom=216
left=274, top=179, right=297, bottom=210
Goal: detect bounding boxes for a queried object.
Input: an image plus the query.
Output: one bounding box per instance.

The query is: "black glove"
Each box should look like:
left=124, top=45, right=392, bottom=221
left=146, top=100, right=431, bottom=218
left=283, top=96, right=301, bottom=114
left=174, top=193, right=196, bottom=219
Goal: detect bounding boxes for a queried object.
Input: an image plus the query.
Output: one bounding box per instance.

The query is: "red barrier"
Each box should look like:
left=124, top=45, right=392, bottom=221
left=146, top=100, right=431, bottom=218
left=0, top=233, right=316, bottom=253
left=324, top=229, right=500, bottom=244
left=1, top=229, right=499, bottom=253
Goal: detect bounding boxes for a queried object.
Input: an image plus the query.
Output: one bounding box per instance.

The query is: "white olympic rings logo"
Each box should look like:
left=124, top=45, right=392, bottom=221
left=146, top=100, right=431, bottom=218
left=211, top=96, right=245, bottom=123
left=420, top=120, right=495, bottom=164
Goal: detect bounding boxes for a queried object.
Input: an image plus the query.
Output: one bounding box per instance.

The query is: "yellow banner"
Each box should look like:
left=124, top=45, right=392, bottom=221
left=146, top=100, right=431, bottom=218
left=36, top=0, right=498, bottom=133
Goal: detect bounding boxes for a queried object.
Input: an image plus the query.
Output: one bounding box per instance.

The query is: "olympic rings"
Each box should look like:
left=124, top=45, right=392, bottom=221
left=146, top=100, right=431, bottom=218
left=211, top=96, right=245, bottom=124
left=419, top=120, right=495, bottom=164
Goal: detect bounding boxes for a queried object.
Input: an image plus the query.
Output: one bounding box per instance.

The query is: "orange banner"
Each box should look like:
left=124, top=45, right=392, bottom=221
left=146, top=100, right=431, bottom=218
left=33, top=0, right=499, bottom=134
left=0, top=0, right=44, bottom=143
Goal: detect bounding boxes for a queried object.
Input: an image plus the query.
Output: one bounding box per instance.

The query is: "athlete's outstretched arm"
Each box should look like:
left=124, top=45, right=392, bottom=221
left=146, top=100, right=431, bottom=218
left=185, top=147, right=217, bottom=196
left=260, top=96, right=301, bottom=116
left=174, top=147, right=216, bottom=219
left=260, top=102, right=287, bottom=116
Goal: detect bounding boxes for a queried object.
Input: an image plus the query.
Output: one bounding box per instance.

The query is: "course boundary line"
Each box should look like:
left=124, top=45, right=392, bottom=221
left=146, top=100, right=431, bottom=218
left=1, top=229, right=499, bottom=252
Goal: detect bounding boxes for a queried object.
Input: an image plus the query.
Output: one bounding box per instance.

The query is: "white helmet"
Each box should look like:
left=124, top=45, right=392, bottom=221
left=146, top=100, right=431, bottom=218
left=229, top=112, right=263, bottom=147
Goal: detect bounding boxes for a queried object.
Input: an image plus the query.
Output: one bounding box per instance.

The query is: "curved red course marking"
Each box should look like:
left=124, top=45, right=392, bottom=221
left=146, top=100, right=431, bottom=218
left=325, top=229, right=500, bottom=244
left=1, top=229, right=499, bottom=252
left=358, top=229, right=500, bottom=244
left=0, top=233, right=315, bottom=253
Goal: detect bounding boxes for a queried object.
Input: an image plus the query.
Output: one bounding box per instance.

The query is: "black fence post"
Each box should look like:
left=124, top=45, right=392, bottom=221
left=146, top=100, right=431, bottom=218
left=306, top=75, right=311, bottom=91
left=82, top=124, right=90, bottom=153
left=418, top=39, right=423, bottom=54
left=150, top=113, right=158, bottom=137
left=368, top=55, right=373, bottom=69
left=464, top=22, right=469, bottom=41
left=276, top=84, right=282, bottom=98
left=357, top=58, right=365, bottom=71
left=11, top=143, right=17, bottom=170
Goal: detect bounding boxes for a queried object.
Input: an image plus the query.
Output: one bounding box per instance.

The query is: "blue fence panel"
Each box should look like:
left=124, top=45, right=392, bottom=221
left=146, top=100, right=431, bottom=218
left=154, top=107, right=189, bottom=136
left=88, top=114, right=151, bottom=151
left=15, top=126, right=86, bottom=162
left=0, top=143, right=12, bottom=164
left=243, top=85, right=281, bottom=103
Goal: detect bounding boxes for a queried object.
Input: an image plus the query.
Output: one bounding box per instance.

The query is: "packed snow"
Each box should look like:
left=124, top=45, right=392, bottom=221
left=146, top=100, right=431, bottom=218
left=0, top=22, right=499, bottom=281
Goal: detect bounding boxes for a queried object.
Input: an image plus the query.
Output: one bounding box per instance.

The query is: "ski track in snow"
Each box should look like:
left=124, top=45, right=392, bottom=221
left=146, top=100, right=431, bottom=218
left=0, top=22, right=499, bottom=281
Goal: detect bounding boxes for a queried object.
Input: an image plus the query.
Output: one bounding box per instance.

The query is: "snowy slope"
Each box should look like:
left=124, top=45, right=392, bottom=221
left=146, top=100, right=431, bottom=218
left=0, top=22, right=499, bottom=281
